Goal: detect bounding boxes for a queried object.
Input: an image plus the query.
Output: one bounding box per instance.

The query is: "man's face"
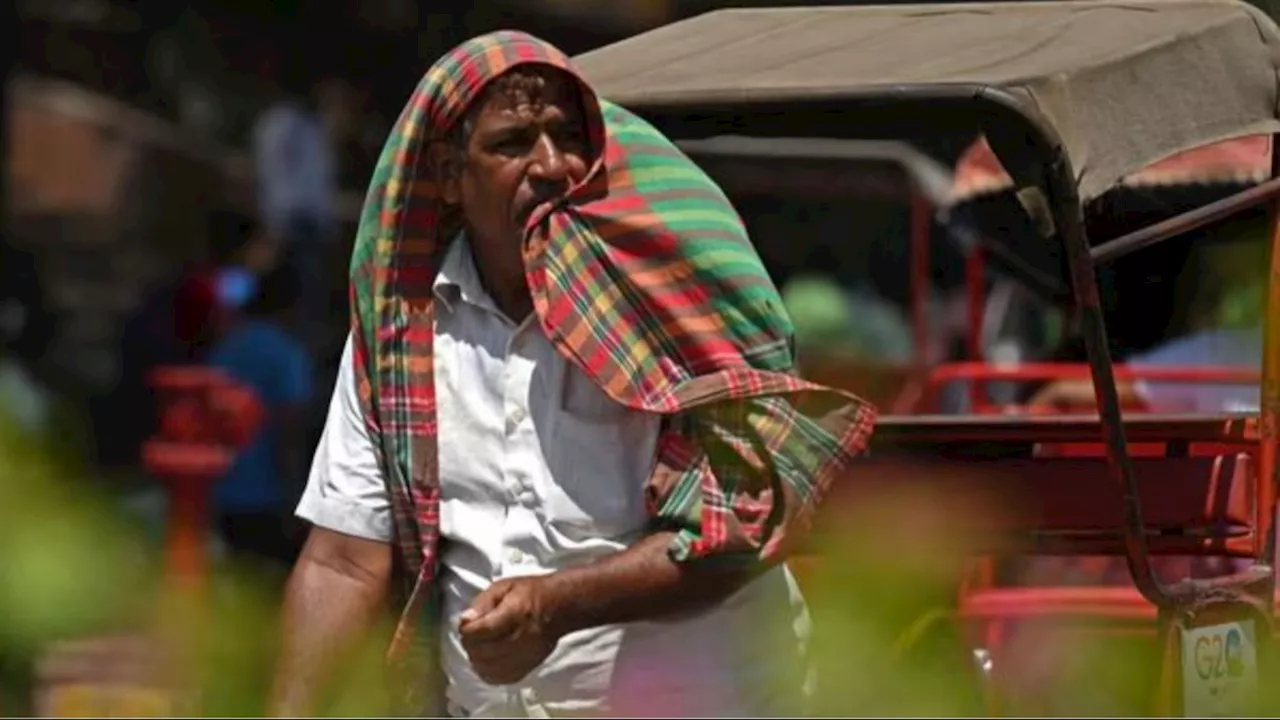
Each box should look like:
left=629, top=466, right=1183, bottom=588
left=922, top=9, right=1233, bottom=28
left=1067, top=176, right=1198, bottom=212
left=444, top=67, right=591, bottom=250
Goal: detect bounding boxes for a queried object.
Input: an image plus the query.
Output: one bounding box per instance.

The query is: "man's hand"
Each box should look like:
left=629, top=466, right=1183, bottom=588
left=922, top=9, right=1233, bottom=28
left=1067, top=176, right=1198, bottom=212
left=1028, top=378, right=1142, bottom=411
left=459, top=577, right=562, bottom=686
left=458, top=532, right=755, bottom=687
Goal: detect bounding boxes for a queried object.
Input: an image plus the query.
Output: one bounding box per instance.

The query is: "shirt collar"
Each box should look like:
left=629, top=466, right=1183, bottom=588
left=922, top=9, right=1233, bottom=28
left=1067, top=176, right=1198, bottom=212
left=433, top=234, right=496, bottom=315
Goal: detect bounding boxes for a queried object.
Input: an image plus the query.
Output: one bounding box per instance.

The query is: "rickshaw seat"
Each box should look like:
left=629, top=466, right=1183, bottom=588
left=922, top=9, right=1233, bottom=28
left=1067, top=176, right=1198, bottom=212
left=833, top=452, right=1257, bottom=556
left=959, top=586, right=1156, bottom=622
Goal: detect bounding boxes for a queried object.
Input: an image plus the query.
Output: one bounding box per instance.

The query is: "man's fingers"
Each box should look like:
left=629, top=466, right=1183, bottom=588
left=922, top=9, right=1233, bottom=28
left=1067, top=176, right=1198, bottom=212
left=460, top=582, right=511, bottom=626
left=467, top=652, right=538, bottom=686
left=460, top=602, right=518, bottom=642
left=461, top=637, right=508, bottom=666
left=462, top=631, right=537, bottom=686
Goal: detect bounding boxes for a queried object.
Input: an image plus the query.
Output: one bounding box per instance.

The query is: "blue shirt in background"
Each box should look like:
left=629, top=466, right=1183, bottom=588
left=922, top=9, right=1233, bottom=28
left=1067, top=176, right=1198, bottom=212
left=1129, top=327, right=1262, bottom=413
left=209, top=319, right=314, bottom=514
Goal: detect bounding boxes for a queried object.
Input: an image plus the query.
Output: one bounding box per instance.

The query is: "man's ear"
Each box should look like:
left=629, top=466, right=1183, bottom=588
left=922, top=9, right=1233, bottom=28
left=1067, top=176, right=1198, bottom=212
left=426, top=142, right=463, bottom=205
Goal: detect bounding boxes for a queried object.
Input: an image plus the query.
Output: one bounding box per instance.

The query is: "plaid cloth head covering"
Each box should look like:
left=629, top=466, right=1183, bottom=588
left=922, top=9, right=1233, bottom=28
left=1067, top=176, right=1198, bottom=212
left=347, top=31, right=877, bottom=712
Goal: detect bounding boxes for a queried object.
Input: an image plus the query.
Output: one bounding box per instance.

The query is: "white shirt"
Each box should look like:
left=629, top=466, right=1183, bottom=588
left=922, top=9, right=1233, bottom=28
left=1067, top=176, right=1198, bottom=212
left=251, top=99, right=337, bottom=241
left=297, top=239, right=813, bottom=718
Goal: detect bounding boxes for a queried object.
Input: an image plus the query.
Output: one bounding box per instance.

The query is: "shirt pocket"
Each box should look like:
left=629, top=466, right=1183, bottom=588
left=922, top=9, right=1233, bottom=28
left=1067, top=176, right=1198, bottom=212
left=540, top=366, right=658, bottom=541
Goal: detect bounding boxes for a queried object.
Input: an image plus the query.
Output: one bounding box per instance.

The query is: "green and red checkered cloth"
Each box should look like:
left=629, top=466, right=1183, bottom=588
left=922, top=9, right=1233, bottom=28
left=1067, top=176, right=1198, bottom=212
left=347, top=31, right=877, bottom=711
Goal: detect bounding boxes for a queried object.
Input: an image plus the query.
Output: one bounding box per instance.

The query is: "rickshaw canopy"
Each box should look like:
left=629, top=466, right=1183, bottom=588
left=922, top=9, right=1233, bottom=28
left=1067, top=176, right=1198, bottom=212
left=675, top=137, right=955, bottom=207
left=952, top=135, right=1274, bottom=204
left=576, top=0, right=1280, bottom=203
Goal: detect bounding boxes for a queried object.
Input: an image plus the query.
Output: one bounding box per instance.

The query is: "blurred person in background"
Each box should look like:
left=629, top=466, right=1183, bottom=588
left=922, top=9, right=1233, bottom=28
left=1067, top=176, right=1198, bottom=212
left=213, top=213, right=279, bottom=313
left=101, top=259, right=216, bottom=471
left=117, top=259, right=219, bottom=374
left=252, top=48, right=339, bottom=352
left=104, top=212, right=270, bottom=472
left=1120, top=225, right=1264, bottom=413
left=1017, top=216, right=1267, bottom=590
left=269, top=33, right=872, bottom=719
left=0, top=244, right=56, bottom=438
left=209, top=262, right=314, bottom=575
left=782, top=273, right=913, bottom=365
left=1030, top=216, right=1266, bottom=413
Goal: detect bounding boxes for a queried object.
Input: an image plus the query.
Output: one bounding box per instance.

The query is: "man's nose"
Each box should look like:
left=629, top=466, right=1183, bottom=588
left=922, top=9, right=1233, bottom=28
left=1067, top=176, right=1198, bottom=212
left=528, top=134, right=570, bottom=185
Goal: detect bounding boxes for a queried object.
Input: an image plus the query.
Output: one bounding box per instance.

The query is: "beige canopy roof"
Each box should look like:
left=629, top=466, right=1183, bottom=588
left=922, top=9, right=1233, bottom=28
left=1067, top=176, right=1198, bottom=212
left=575, top=0, right=1280, bottom=201
left=677, top=137, right=954, bottom=206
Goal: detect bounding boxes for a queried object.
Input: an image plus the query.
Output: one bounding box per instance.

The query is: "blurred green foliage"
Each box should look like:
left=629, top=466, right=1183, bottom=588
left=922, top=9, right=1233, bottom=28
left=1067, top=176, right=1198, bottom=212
left=0, top=403, right=395, bottom=717
left=0, top=401, right=1269, bottom=717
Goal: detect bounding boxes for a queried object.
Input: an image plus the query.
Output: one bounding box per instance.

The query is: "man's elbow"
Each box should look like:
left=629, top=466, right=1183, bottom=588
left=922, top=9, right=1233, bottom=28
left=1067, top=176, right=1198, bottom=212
left=296, top=525, right=394, bottom=590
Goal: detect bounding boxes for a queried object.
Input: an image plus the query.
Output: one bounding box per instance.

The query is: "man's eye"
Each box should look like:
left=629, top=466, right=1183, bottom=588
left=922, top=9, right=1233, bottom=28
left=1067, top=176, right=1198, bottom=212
left=554, top=128, right=587, bottom=152
left=491, top=138, right=528, bottom=155
left=557, top=126, right=585, bottom=142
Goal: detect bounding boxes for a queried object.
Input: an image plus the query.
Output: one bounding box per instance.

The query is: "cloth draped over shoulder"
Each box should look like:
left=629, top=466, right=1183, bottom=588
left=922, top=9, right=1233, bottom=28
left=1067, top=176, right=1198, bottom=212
left=346, top=30, right=877, bottom=713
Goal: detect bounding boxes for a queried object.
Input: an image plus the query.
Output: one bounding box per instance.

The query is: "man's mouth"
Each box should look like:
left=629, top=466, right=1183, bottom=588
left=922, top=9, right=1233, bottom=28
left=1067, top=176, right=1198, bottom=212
left=518, top=195, right=558, bottom=226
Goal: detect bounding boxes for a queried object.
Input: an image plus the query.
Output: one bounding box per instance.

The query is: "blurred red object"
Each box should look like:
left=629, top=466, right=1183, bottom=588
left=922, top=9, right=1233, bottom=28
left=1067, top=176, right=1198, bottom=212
left=149, top=367, right=264, bottom=447
left=143, top=366, right=265, bottom=588
left=158, top=398, right=204, bottom=444
left=172, top=269, right=222, bottom=357
left=208, top=382, right=264, bottom=448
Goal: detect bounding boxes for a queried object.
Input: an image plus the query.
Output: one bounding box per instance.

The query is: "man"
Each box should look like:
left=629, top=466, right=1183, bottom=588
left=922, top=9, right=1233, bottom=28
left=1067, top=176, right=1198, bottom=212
left=212, top=212, right=280, bottom=313
left=252, top=50, right=339, bottom=349
left=271, top=32, right=874, bottom=718
left=209, top=263, right=314, bottom=573
left=1030, top=220, right=1265, bottom=413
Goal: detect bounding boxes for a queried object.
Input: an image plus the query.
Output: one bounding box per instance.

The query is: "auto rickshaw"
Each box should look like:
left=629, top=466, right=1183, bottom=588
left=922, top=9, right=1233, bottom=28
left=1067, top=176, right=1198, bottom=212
left=575, top=0, right=1280, bottom=714
left=942, top=132, right=1273, bottom=696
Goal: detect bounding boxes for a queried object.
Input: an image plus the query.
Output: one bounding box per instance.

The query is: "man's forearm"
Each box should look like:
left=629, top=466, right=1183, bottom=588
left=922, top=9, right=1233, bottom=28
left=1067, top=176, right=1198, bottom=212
left=541, top=531, right=757, bottom=638
left=269, top=534, right=391, bottom=716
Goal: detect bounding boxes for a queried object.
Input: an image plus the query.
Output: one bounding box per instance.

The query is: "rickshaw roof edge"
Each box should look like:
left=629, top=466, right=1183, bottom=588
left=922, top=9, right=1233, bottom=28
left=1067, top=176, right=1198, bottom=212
left=575, top=0, right=1280, bottom=202
left=675, top=136, right=955, bottom=207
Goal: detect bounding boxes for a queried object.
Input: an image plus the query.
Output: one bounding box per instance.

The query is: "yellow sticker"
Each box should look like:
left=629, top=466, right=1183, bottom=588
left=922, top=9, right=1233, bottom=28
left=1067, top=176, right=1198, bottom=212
left=43, top=684, right=173, bottom=718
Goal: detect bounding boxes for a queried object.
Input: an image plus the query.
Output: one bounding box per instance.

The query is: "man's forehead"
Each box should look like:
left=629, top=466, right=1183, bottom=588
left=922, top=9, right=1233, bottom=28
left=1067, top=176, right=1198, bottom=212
left=475, top=65, right=582, bottom=113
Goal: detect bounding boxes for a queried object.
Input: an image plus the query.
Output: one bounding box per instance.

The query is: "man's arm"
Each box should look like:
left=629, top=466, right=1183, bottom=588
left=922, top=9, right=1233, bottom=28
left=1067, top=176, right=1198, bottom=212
left=269, top=527, right=392, bottom=716
left=542, top=530, right=753, bottom=632
left=459, top=531, right=756, bottom=686
left=1028, top=377, right=1142, bottom=410
left=272, top=334, right=396, bottom=713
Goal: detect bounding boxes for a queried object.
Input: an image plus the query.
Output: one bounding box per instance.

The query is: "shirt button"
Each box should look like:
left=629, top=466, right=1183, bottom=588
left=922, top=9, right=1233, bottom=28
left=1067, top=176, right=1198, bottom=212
left=508, top=407, right=526, bottom=425
left=508, top=549, right=526, bottom=564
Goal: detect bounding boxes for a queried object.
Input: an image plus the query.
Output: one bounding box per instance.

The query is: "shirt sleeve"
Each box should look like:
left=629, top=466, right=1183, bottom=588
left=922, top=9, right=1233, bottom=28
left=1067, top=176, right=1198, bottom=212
left=646, top=373, right=876, bottom=569
left=295, top=332, right=393, bottom=542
